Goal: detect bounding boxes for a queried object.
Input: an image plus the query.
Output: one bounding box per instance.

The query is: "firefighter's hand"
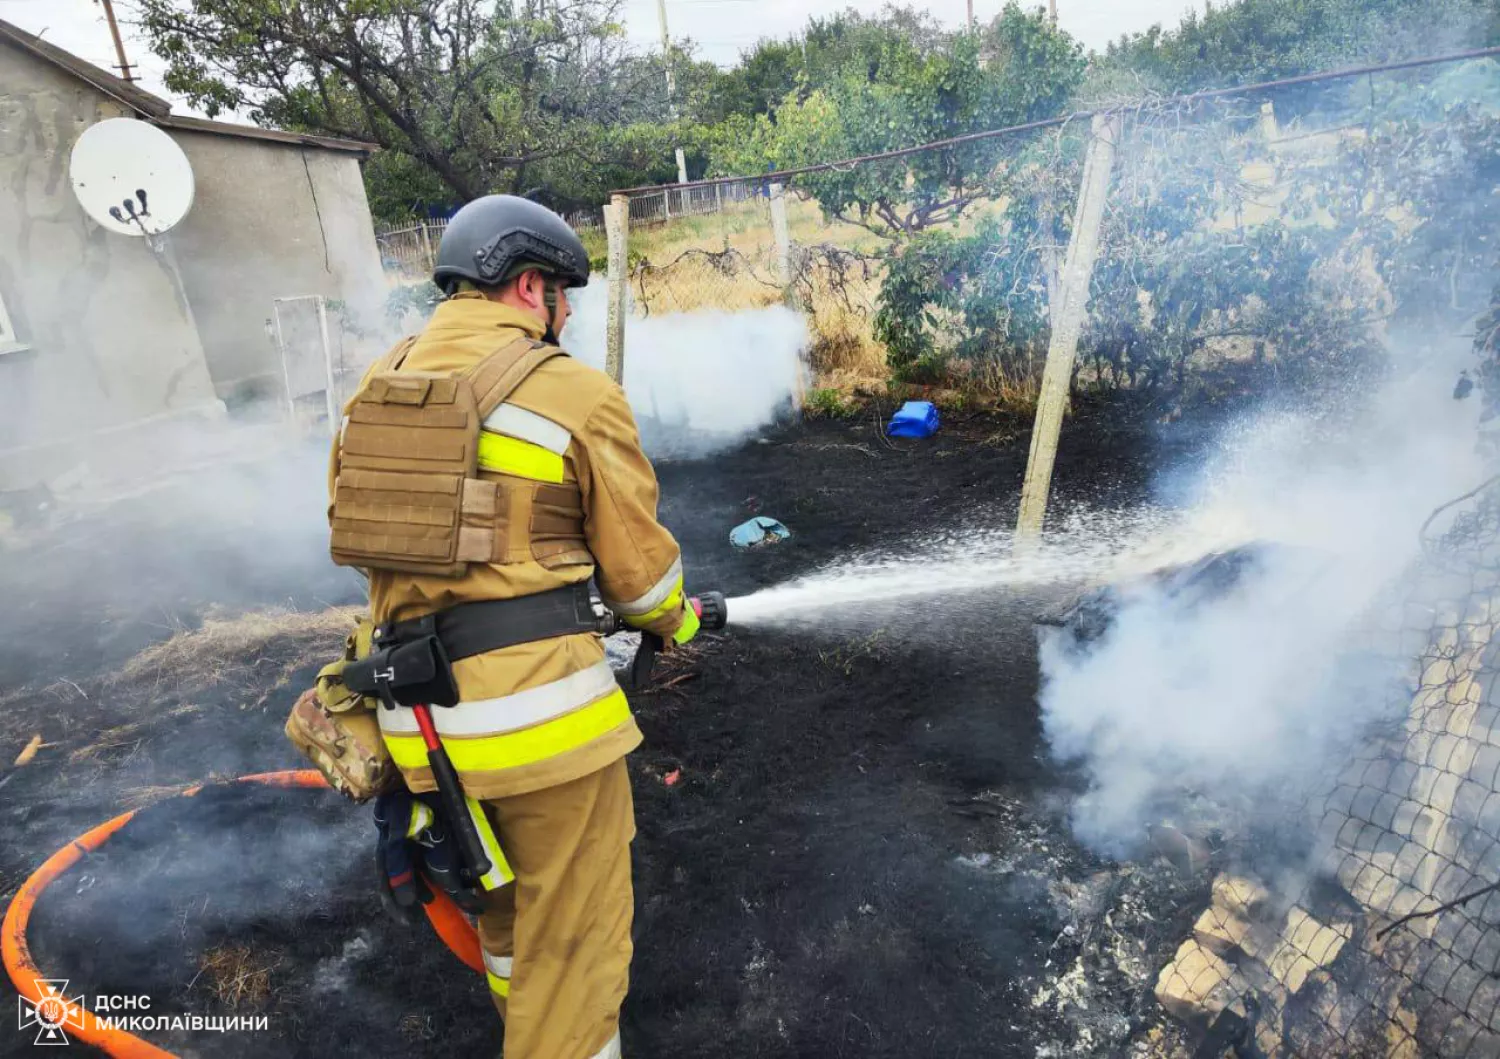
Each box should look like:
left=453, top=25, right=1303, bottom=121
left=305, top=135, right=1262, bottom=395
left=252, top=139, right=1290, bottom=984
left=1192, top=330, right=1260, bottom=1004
left=373, top=790, right=485, bottom=921
left=374, top=790, right=432, bottom=924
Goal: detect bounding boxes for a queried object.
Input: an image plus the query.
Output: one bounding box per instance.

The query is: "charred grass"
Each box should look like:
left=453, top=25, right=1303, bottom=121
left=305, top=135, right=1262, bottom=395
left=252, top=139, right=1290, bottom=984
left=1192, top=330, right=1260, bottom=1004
left=1, top=407, right=1216, bottom=1058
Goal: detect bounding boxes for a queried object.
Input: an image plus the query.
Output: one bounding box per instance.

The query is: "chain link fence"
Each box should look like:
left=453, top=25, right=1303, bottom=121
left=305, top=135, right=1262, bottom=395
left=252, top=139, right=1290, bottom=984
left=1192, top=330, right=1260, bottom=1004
left=601, top=48, right=1500, bottom=1058
left=1150, top=477, right=1500, bottom=1059
left=604, top=178, right=888, bottom=388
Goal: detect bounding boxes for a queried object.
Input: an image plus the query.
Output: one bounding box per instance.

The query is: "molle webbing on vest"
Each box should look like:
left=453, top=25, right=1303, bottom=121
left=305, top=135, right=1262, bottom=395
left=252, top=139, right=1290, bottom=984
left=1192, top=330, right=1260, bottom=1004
left=329, top=336, right=588, bottom=578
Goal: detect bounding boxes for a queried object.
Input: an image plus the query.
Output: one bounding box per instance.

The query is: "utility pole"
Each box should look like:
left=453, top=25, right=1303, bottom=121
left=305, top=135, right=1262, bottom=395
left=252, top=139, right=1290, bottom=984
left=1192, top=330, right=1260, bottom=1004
left=1049, top=0, right=1057, bottom=23
left=967, top=0, right=975, bottom=31
left=656, top=0, right=690, bottom=186
left=96, top=0, right=136, bottom=82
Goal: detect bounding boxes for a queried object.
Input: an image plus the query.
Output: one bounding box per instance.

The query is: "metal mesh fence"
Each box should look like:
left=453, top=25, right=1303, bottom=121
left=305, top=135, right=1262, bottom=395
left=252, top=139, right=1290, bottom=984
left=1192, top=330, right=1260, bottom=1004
left=615, top=179, right=888, bottom=382
left=610, top=51, right=1499, bottom=409
left=1151, top=481, right=1500, bottom=1059
left=604, top=49, right=1500, bottom=1058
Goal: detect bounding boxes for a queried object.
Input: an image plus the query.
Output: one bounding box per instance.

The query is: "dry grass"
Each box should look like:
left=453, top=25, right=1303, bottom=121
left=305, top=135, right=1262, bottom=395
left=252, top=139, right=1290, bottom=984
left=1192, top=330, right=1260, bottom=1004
left=117, top=606, right=362, bottom=697
left=584, top=194, right=886, bottom=263
left=600, top=193, right=1052, bottom=405
left=118, top=783, right=199, bottom=810
left=628, top=218, right=889, bottom=391
left=400, top=1013, right=439, bottom=1043
left=69, top=704, right=201, bottom=764
left=195, top=944, right=281, bottom=1010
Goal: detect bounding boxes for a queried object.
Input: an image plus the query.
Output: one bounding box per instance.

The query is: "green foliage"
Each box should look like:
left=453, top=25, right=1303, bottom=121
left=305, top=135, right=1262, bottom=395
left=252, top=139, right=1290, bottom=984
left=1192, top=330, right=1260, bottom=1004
left=712, top=4, right=1083, bottom=237
left=137, top=0, right=710, bottom=219
left=805, top=387, right=858, bottom=418
left=875, top=218, right=1051, bottom=376
left=1103, top=0, right=1498, bottom=95
left=385, top=281, right=445, bottom=328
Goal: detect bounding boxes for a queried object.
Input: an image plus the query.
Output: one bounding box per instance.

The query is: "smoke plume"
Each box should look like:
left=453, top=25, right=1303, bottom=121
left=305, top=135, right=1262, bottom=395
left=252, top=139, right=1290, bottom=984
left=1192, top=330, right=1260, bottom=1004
left=1039, top=344, right=1485, bottom=852
left=565, top=281, right=809, bottom=458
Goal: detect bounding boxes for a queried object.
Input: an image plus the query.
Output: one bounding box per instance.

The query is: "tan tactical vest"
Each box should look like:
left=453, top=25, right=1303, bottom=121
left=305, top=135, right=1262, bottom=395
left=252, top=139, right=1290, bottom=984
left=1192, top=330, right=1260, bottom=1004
left=330, top=336, right=588, bottom=578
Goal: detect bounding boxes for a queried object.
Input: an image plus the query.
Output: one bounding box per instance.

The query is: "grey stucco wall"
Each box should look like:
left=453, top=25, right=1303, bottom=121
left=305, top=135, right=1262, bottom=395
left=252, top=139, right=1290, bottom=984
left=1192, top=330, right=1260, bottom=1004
left=0, top=41, right=222, bottom=487
left=167, top=131, right=389, bottom=403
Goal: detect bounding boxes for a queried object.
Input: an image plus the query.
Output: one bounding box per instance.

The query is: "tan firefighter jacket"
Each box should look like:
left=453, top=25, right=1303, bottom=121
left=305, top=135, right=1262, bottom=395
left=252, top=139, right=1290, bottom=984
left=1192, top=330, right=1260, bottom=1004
left=328, top=294, right=695, bottom=800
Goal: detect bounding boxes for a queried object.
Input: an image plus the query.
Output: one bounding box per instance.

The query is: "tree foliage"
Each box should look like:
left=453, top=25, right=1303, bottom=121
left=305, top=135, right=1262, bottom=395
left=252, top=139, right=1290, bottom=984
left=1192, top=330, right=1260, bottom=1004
left=137, top=0, right=698, bottom=215
left=712, top=4, right=1084, bottom=237
left=1103, top=0, right=1499, bottom=95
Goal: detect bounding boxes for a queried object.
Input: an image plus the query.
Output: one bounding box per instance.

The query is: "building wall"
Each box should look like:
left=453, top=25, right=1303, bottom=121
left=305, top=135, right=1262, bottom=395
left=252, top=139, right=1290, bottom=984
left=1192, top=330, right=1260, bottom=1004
left=167, top=131, right=389, bottom=405
left=0, top=41, right=223, bottom=488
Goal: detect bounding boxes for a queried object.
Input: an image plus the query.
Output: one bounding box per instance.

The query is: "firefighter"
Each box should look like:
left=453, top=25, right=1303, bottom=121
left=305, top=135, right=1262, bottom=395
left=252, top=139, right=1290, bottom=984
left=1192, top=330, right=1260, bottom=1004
left=326, top=195, right=698, bottom=1059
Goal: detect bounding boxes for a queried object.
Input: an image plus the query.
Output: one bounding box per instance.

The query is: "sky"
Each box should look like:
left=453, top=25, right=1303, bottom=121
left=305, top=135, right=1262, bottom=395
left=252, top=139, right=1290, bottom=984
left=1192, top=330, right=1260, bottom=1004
left=0, top=0, right=1208, bottom=117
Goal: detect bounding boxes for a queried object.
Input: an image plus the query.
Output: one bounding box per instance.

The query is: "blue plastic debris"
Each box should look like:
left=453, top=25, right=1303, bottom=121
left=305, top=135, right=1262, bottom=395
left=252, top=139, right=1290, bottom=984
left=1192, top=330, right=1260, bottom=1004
left=730, top=517, right=792, bottom=549
left=886, top=400, right=940, bottom=438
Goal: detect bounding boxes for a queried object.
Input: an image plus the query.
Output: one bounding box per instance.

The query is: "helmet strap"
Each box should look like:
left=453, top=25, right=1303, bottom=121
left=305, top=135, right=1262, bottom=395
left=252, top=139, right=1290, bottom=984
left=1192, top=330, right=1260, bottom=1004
left=541, top=282, right=561, bottom=345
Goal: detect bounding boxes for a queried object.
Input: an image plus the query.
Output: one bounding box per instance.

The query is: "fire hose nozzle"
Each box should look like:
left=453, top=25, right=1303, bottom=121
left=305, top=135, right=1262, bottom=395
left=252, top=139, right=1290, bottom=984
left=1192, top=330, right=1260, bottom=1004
left=690, top=591, right=728, bottom=631
left=593, top=589, right=727, bottom=635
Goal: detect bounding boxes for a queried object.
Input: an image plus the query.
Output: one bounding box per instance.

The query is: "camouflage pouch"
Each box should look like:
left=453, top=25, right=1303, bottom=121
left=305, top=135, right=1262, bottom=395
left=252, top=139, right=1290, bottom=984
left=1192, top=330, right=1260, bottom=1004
left=284, top=617, right=396, bottom=803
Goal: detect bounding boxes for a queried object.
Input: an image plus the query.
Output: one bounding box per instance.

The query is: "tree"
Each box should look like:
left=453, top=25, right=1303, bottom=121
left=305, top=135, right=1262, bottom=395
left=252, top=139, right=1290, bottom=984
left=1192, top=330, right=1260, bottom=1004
left=136, top=0, right=690, bottom=217
left=1104, top=0, right=1499, bottom=95
left=712, top=4, right=1085, bottom=237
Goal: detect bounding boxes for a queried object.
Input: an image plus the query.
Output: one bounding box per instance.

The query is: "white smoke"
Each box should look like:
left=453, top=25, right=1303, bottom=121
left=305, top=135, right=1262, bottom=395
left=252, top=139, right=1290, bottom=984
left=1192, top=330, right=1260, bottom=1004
left=1040, top=345, right=1486, bottom=852
left=565, top=280, right=808, bottom=458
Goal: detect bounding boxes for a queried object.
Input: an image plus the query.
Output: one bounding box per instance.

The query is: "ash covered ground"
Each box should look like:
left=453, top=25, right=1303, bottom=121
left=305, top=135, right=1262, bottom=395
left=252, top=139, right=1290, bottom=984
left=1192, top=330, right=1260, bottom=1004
left=0, top=400, right=1219, bottom=1058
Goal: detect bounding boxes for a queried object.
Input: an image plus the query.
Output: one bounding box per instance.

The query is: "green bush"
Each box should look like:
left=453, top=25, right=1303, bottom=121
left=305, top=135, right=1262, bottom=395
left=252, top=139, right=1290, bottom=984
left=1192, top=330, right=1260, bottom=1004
left=805, top=387, right=857, bottom=418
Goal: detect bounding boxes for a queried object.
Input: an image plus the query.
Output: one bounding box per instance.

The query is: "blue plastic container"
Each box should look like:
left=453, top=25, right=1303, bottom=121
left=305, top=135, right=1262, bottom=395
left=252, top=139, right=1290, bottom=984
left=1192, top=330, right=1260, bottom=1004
left=886, top=400, right=940, bottom=438
left=729, top=517, right=792, bottom=549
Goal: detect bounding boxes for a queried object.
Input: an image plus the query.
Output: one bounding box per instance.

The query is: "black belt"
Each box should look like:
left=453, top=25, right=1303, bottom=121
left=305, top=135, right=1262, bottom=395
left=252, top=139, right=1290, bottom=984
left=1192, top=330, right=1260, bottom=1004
left=379, top=582, right=600, bottom=662
left=345, top=583, right=602, bottom=709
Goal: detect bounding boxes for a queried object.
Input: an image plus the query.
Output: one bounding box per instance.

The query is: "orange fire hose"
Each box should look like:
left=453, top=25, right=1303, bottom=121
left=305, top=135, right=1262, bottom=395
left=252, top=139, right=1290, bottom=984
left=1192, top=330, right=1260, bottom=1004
left=2, top=769, right=483, bottom=1058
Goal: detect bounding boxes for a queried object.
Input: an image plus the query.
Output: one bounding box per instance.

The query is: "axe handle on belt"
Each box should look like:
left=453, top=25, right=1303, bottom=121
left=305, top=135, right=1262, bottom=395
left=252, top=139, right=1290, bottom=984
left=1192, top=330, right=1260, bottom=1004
left=410, top=703, right=493, bottom=885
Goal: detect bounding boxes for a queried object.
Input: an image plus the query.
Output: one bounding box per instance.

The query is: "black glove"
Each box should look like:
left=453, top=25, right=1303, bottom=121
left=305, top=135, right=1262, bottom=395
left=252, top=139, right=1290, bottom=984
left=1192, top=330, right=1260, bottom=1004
left=373, top=790, right=485, bottom=921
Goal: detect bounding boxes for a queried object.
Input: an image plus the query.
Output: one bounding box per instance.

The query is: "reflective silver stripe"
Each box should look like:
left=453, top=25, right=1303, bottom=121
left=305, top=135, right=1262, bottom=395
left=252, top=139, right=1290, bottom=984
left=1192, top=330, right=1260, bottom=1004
left=482, top=404, right=572, bottom=455
left=603, top=558, right=683, bottom=616
left=376, top=661, right=620, bottom=738
left=483, top=951, right=513, bottom=979
left=589, top=1032, right=621, bottom=1059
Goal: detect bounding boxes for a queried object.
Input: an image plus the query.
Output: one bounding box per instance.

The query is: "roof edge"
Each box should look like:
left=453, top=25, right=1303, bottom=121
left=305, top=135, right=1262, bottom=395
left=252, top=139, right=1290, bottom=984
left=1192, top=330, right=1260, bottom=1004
left=0, top=17, right=377, bottom=157
left=0, top=17, right=171, bottom=118
left=153, top=114, right=378, bottom=155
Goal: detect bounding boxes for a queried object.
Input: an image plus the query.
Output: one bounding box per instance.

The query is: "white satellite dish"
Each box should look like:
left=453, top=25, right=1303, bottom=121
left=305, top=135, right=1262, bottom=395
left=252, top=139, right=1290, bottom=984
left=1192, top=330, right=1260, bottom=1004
left=69, top=118, right=195, bottom=238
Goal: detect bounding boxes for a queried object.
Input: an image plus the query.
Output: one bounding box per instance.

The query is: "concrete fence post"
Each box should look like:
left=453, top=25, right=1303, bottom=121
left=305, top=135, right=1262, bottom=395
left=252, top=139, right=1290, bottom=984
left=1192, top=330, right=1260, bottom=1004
left=1259, top=100, right=1280, bottom=142
left=417, top=221, right=436, bottom=274
left=768, top=182, right=807, bottom=409
left=1015, top=113, right=1121, bottom=544
left=769, top=182, right=795, bottom=301
left=605, top=193, right=630, bottom=386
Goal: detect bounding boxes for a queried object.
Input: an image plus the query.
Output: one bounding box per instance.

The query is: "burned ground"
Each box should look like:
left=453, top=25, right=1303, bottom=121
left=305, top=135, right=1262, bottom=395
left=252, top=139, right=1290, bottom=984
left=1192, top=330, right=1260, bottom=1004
left=2, top=399, right=1213, bottom=1059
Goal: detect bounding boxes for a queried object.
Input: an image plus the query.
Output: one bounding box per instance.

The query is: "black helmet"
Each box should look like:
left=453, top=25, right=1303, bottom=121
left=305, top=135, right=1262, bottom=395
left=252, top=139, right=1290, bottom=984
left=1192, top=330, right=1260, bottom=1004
left=433, top=195, right=590, bottom=294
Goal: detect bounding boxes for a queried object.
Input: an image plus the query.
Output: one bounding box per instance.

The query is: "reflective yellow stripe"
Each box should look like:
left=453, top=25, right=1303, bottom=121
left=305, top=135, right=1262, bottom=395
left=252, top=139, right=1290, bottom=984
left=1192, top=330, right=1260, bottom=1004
left=671, top=604, right=700, bottom=645
left=466, top=795, right=515, bottom=891
left=484, top=951, right=512, bottom=996
left=384, top=689, right=632, bottom=772
left=405, top=801, right=435, bottom=839
left=477, top=430, right=565, bottom=483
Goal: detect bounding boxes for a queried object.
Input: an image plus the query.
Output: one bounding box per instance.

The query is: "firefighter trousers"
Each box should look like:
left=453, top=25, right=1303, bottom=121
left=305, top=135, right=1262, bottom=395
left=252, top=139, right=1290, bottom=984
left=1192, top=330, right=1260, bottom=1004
left=475, top=758, right=635, bottom=1059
